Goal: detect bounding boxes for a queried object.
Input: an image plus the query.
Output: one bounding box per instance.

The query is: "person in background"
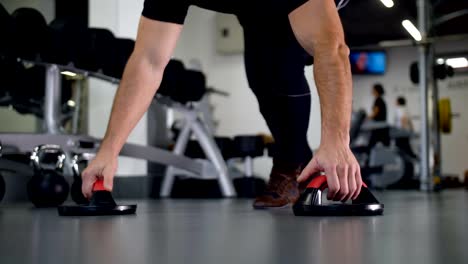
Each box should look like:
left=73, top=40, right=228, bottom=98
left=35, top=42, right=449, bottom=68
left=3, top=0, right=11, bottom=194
left=368, top=83, right=389, bottom=148
left=393, top=96, right=413, bottom=131
left=393, top=96, right=417, bottom=158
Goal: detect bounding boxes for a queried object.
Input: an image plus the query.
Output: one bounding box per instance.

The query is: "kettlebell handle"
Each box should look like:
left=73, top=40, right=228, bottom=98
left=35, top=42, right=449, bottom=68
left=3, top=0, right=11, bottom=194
left=71, top=153, right=96, bottom=177
left=31, top=145, right=66, bottom=171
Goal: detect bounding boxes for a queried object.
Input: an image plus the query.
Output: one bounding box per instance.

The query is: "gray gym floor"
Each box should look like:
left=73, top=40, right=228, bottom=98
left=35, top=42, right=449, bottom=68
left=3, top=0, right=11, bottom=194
left=0, top=190, right=467, bottom=264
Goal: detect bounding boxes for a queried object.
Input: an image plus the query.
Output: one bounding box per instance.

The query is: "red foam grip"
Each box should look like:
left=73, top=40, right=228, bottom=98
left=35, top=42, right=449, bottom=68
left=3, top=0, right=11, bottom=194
left=307, top=175, right=368, bottom=190
left=93, top=180, right=106, bottom=192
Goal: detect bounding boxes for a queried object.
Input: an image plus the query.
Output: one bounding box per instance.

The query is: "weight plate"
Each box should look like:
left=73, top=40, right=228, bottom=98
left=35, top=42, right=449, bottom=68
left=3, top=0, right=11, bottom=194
left=439, top=98, right=452, bottom=134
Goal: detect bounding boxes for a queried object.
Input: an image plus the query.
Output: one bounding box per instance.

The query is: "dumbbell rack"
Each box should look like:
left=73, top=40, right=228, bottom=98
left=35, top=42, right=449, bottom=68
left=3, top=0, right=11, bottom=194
left=0, top=60, right=237, bottom=197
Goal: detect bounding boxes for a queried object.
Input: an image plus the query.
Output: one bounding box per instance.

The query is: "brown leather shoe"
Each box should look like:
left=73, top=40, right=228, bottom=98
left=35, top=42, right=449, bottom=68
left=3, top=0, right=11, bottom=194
left=253, top=161, right=304, bottom=209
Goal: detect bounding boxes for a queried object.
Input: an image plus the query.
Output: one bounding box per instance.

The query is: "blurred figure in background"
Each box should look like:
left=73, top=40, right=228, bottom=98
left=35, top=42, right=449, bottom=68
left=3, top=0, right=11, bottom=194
left=393, top=96, right=413, bottom=131
left=368, top=83, right=389, bottom=148
left=393, top=96, right=417, bottom=158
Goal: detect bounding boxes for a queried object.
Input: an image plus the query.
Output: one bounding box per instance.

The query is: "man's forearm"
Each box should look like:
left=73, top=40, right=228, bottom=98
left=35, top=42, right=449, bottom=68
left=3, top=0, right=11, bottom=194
left=313, top=43, right=352, bottom=145
left=100, top=53, right=164, bottom=157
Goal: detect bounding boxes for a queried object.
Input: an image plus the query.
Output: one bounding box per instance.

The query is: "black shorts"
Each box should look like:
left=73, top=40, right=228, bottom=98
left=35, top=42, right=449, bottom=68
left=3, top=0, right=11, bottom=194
left=142, top=0, right=309, bottom=24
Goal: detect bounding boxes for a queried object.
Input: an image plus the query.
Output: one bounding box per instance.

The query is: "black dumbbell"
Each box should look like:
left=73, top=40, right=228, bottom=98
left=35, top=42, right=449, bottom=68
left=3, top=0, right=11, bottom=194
left=46, top=18, right=88, bottom=65
left=175, top=70, right=207, bottom=103
left=27, top=145, right=70, bottom=208
left=0, top=56, right=23, bottom=107
left=102, top=38, right=135, bottom=79
left=70, top=153, right=95, bottom=205
left=214, top=137, right=234, bottom=160
left=10, top=65, right=45, bottom=114
left=163, top=69, right=207, bottom=104
left=232, top=135, right=265, bottom=159
left=74, top=28, right=116, bottom=72
left=11, top=8, right=51, bottom=60
left=159, top=59, right=185, bottom=97
left=232, top=136, right=267, bottom=198
left=0, top=3, right=14, bottom=56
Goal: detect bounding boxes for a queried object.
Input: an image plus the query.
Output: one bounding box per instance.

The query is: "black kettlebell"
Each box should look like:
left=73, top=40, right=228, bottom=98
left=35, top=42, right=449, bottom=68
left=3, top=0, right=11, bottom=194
left=70, top=153, right=94, bottom=205
left=27, top=145, right=70, bottom=208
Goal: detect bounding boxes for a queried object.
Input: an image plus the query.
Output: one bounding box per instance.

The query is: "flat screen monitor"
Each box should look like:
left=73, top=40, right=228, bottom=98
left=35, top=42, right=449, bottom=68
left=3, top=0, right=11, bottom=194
left=350, top=50, right=386, bottom=75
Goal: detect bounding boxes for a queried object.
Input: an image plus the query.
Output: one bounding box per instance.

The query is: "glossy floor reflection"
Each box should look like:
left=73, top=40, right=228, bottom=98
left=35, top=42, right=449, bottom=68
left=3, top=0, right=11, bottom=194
left=1, top=190, right=467, bottom=264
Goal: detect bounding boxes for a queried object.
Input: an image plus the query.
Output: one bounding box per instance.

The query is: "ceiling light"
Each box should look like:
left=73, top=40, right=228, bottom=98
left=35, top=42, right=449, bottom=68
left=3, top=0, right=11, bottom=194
left=67, top=100, right=76, bottom=107
left=445, top=57, right=468, bottom=68
left=436, top=58, right=445, bottom=65
left=61, top=71, right=77, bottom=77
left=402, top=20, right=422, bottom=41
left=380, top=0, right=394, bottom=8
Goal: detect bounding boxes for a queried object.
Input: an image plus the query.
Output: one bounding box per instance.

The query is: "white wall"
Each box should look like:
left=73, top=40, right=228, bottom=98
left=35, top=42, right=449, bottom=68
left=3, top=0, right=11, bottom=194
left=352, top=40, right=468, bottom=179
